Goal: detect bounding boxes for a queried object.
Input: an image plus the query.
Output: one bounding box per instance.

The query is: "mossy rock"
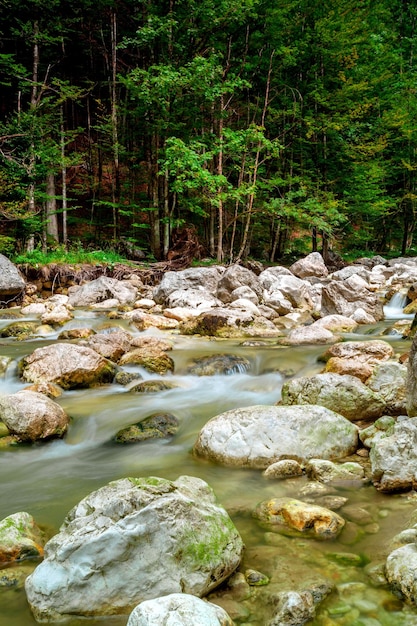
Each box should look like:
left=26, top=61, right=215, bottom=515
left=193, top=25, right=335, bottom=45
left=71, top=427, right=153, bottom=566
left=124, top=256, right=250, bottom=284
left=114, top=370, right=143, bottom=386
left=0, top=321, right=38, bottom=339
left=114, top=412, right=179, bottom=443
left=129, top=380, right=179, bottom=393
left=186, top=354, right=251, bottom=376
left=119, top=351, right=174, bottom=374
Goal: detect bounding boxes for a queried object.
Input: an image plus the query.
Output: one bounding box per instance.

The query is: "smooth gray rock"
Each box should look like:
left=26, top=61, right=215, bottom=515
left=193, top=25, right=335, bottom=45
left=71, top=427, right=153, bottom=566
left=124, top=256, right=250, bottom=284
left=0, top=254, right=26, bottom=302
left=127, top=594, right=234, bottom=626
left=25, top=476, right=243, bottom=621
left=194, top=405, right=358, bottom=468
left=320, top=280, right=383, bottom=321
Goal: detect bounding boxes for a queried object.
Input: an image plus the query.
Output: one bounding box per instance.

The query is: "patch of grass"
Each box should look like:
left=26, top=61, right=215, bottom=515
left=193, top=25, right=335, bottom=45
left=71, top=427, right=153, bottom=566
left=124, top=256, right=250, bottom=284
left=11, top=246, right=129, bottom=268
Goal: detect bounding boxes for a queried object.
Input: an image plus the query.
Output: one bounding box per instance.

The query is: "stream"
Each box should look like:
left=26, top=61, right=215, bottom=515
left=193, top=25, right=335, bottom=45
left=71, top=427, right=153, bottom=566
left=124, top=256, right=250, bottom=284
left=1, top=301, right=417, bottom=626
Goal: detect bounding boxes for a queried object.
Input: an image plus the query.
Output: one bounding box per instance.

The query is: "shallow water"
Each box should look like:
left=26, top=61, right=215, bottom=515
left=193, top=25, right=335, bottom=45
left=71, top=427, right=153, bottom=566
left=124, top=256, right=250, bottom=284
left=0, top=310, right=416, bottom=626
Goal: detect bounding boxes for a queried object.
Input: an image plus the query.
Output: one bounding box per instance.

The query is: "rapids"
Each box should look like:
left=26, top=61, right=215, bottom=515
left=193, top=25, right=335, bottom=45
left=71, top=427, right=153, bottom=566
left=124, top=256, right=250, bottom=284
left=0, top=304, right=416, bottom=626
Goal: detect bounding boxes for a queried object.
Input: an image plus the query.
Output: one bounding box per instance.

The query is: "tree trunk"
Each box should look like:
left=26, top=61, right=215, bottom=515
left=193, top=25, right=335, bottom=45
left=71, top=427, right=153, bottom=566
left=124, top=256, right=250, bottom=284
left=46, top=172, right=59, bottom=243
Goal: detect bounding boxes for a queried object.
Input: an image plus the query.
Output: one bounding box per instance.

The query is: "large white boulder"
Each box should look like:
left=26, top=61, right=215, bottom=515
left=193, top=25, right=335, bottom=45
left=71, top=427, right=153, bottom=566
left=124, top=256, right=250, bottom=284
left=25, top=476, right=243, bottom=621
left=194, top=405, right=358, bottom=468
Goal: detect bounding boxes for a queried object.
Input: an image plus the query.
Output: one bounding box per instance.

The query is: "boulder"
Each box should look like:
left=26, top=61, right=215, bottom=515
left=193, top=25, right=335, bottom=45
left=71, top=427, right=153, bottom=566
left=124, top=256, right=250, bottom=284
left=216, top=265, right=262, bottom=303
left=0, top=390, right=69, bottom=441
left=268, top=590, right=317, bottom=626
left=119, top=337, right=174, bottom=374
left=253, top=497, right=345, bottom=539
left=153, top=267, right=224, bottom=305
left=125, top=310, right=179, bottom=331
left=193, top=405, right=358, bottom=468
left=322, top=340, right=395, bottom=382
left=305, top=460, right=366, bottom=484
left=366, top=361, right=407, bottom=415
left=19, top=343, right=116, bottom=389
left=127, top=593, right=234, bottom=626
left=359, top=415, right=395, bottom=449
left=313, top=314, right=358, bottom=333
left=0, top=512, right=45, bottom=564
left=80, top=329, right=133, bottom=362
left=282, top=323, right=338, bottom=345
left=263, top=460, right=304, bottom=480
left=25, top=476, right=243, bottom=621
left=186, top=354, right=250, bottom=376
left=280, top=373, right=386, bottom=422
left=320, top=280, right=383, bottom=321
left=40, top=295, right=73, bottom=325
left=370, top=417, right=417, bottom=492
left=166, top=288, right=222, bottom=310
left=179, top=308, right=279, bottom=338
left=114, top=413, right=179, bottom=443
left=289, top=252, right=329, bottom=279
left=407, top=332, right=417, bottom=417
left=0, top=254, right=26, bottom=303
left=386, top=544, right=417, bottom=604
left=259, top=271, right=314, bottom=310
left=68, top=276, right=138, bottom=307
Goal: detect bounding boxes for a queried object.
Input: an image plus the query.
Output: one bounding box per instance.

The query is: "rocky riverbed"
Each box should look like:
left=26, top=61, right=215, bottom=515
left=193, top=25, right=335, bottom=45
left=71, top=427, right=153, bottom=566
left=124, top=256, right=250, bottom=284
left=1, top=252, right=417, bottom=625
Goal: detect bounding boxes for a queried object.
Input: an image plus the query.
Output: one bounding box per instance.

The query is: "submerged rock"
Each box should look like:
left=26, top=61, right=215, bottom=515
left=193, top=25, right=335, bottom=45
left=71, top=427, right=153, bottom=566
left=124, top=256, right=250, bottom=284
left=25, top=475, right=243, bottom=621
left=194, top=405, right=358, bottom=468
left=253, top=497, right=345, bottom=539
left=114, top=413, right=179, bottom=443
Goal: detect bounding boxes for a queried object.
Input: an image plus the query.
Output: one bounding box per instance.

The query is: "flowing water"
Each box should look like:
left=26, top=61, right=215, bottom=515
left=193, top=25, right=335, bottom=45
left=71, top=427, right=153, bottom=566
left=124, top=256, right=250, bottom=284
left=1, top=302, right=417, bottom=626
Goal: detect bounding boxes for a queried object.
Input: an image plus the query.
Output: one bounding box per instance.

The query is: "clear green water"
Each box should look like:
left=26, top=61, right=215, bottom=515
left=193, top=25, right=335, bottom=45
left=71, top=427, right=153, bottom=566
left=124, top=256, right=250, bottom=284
left=0, top=311, right=415, bottom=626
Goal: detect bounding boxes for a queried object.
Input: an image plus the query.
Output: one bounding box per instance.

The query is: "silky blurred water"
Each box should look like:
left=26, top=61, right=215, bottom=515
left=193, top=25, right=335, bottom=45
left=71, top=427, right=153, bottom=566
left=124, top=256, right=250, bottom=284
left=0, top=307, right=416, bottom=626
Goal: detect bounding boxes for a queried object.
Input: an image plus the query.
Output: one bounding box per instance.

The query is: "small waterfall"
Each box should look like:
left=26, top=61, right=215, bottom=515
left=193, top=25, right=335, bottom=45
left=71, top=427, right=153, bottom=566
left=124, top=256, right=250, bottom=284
left=383, top=290, right=414, bottom=319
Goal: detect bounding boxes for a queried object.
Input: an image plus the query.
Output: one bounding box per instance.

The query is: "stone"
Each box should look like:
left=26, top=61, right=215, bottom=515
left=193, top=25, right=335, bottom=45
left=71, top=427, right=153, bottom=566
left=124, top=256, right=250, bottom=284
left=289, top=252, right=329, bottom=279
left=19, top=343, right=116, bottom=389
left=80, top=329, right=133, bottom=362
left=305, top=460, right=366, bottom=484
left=366, top=361, right=407, bottom=415
left=407, top=332, right=417, bottom=417
left=253, top=497, right=345, bottom=539
left=320, top=280, right=383, bottom=321
left=114, top=413, right=179, bottom=443
left=68, top=276, right=138, bottom=307
left=282, top=323, right=338, bottom=345
left=0, top=390, right=69, bottom=441
left=0, top=254, right=26, bottom=303
left=370, top=417, right=417, bottom=492
left=386, top=543, right=417, bottom=604
left=194, top=405, right=358, bottom=468
left=25, top=476, right=243, bottom=621
left=322, top=340, right=395, bottom=382
left=186, top=354, right=250, bottom=376
left=126, top=593, right=234, bottom=626
left=280, top=373, right=386, bottom=422
left=0, top=512, right=44, bottom=564
left=313, top=314, right=358, bottom=333
left=216, top=265, right=262, bottom=303
left=263, top=460, right=304, bottom=479
left=153, top=267, right=224, bottom=305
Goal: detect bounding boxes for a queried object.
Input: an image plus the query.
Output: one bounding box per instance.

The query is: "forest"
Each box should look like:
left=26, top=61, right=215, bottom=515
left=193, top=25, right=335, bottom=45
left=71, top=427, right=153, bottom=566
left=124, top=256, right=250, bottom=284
left=0, top=0, right=416, bottom=264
